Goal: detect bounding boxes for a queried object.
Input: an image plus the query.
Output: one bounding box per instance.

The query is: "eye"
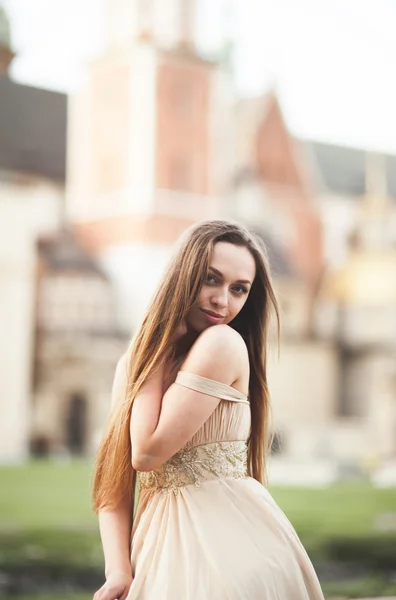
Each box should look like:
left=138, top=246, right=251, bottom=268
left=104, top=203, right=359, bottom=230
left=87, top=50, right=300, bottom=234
left=206, top=274, right=217, bottom=284
left=232, top=285, right=248, bottom=295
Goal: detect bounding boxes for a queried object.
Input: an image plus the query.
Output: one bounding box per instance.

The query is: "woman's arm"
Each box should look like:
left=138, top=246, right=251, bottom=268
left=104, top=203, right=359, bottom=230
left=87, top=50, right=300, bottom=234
left=128, top=353, right=169, bottom=453
left=131, top=325, right=248, bottom=472
left=94, top=354, right=134, bottom=600
left=97, top=497, right=134, bottom=590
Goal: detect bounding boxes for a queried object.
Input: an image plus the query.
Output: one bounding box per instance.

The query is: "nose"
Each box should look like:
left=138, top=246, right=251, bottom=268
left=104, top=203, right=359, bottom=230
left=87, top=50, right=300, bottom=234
left=211, top=287, right=228, bottom=310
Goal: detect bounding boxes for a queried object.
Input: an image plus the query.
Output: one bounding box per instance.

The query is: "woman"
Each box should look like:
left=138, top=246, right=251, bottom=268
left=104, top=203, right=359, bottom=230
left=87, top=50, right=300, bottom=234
left=93, top=220, right=324, bottom=600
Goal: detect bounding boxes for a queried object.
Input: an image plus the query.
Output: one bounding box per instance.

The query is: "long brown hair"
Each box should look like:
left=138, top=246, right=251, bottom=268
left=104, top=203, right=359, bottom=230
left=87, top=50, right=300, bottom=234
left=92, top=220, right=280, bottom=512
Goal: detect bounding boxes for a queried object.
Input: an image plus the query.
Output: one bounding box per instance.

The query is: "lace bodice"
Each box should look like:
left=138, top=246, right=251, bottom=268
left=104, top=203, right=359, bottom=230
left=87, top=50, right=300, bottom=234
left=137, top=371, right=251, bottom=494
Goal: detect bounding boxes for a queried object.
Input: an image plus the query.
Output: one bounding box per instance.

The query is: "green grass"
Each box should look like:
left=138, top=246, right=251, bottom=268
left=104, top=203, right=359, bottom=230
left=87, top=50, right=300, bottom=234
left=1, top=461, right=396, bottom=598
left=11, top=596, right=91, bottom=600
left=0, top=459, right=95, bottom=529
left=270, top=482, right=396, bottom=537
left=269, top=482, right=396, bottom=562
left=2, top=461, right=395, bottom=534
left=9, top=582, right=396, bottom=600
left=11, top=585, right=396, bottom=600
left=322, top=575, right=396, bottom=597
left=0, top=460, right=101, bottom=568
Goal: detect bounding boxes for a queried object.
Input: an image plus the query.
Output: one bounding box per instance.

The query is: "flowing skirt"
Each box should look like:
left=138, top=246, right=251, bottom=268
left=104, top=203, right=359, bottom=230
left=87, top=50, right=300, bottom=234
left=126, top=477, right=324, bottom=599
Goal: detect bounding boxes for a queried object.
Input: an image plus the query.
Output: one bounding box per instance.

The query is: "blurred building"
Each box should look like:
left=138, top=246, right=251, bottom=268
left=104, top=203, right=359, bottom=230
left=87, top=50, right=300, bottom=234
left=0, top=8, right=124, bottom=462
left=65, top=1, right=340, bottom=473
left=66, top=0, right=234, bottom=329
left=316, top=154, right=396, bottom=467
left=0, top=8, right=65, bottom=462
left=1, top=1, right=395, bottom=474
left=231, top=92, right=323, bottom=289
left=230, top=92, right=339, bottom=471
left=31, top=229, right=127, bottom=457
left=232, top=89, right=396, bottom=474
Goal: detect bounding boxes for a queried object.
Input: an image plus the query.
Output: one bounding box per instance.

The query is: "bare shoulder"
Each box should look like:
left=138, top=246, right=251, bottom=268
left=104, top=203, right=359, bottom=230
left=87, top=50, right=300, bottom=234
left=116, top=350, right=129, bottom=372
left=115, top=348, right=131, bottom=381
left=198, top=324, right=247, bottom=356
left=181, top=325, right=249, bottom=384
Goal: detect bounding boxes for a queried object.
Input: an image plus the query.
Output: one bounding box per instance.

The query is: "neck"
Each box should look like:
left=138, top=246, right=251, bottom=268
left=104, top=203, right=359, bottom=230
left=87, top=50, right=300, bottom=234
left=173, top=326, right=200, bottom=359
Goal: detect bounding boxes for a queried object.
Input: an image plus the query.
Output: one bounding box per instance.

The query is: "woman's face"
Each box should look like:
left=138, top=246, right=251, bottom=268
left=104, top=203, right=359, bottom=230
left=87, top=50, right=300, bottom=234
left=186, top=241, right=256, bottom=333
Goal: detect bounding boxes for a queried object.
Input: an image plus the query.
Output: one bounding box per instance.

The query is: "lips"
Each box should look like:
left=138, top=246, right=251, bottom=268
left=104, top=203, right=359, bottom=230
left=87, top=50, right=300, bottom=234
left=200, top=309, right=225, bottom=319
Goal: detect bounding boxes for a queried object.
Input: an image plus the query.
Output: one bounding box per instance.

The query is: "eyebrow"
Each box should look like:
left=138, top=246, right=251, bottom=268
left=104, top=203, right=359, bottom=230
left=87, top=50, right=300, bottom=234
left=209, top=266, right=252, bottom=285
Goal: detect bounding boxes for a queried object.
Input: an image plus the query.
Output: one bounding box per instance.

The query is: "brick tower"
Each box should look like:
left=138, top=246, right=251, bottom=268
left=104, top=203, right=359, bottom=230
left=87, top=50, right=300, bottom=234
left=67, top=0, right=229, bottom=330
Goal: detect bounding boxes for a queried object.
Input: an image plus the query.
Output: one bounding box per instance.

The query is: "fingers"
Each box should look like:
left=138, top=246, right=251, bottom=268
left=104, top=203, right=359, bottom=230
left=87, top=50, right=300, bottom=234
left=93, top=583, right=110, bottom=600
left=93, top=584, right=103, bottom=600
left=93, top=582, right=127, bottom=600
left=93, top=586, right=103, bottom=600
left=119, top=585, right=133, bottom=600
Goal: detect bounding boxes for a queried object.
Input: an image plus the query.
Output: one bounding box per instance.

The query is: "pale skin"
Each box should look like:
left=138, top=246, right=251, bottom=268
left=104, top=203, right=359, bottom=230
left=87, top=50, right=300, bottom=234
left=93, top=242, right=256, bottom=600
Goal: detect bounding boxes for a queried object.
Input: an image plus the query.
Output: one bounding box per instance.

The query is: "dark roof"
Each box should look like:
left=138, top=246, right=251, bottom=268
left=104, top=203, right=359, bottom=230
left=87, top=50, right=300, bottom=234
left=38, top=229, right=106, bottom=277
left=0, top=76, right=66, bottom=180
left=304, top=140, right=396, bottom=199
left=253, top=229, right=295, bottom=279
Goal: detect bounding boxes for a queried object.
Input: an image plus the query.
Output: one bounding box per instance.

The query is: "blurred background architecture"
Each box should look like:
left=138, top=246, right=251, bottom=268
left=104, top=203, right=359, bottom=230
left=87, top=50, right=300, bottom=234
left=0, top=0, right=395, bottom=488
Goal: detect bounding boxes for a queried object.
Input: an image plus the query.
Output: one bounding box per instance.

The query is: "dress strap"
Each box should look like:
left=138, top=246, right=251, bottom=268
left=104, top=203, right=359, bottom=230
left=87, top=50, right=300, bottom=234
left=175, top=371, right=249, bottom=404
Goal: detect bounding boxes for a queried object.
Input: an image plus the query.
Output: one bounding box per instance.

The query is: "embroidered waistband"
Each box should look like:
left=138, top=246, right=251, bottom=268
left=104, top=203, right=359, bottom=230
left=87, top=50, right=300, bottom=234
left=138, top=440, right=248, bottom=495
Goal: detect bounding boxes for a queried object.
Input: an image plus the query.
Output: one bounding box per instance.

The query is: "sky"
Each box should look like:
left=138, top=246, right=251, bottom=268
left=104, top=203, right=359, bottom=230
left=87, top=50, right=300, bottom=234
left=3, top=0, right=396, bottom=153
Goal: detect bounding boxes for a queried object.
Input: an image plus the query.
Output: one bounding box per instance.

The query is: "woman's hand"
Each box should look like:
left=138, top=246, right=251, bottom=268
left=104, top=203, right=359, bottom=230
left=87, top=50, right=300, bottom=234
left=93, top=570, right=133, bottom=600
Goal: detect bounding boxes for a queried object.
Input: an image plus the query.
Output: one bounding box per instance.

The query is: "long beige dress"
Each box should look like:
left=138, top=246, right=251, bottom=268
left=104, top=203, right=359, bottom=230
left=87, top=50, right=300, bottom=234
left=127, top=371, right=324, bottom=599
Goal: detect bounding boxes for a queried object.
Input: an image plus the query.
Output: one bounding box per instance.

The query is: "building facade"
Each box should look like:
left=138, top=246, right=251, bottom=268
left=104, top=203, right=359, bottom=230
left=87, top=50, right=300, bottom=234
left=31, top=230, right=128, bottom=457
left=0, top=8, right=124, bottom=461
left=1, top=2, right=395, bottom=475
left=66, top=0, right=232, bottom=331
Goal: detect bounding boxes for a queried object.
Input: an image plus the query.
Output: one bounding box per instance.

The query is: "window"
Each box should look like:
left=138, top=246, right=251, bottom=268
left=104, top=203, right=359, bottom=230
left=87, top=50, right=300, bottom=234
left=66, top=393, right=88, bottom=455
left=338, top=350, right=369, bottom=418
